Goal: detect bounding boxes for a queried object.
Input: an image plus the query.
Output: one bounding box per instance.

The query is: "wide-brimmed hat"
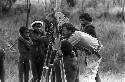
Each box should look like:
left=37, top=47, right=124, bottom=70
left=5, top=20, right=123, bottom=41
left=30, top=21, right=43, bottom=30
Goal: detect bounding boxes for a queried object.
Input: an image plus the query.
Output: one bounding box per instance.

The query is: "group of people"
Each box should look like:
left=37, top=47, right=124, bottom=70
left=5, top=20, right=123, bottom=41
left=0, top=11, right=102, bottom=82
left=54, top=12, right=102, bottom=82
left=18, top=20, right=49, bottom=82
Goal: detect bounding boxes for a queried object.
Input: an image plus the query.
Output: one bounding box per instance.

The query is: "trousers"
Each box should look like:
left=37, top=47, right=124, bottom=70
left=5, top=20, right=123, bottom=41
left=18, top=59, right=30, bottom=82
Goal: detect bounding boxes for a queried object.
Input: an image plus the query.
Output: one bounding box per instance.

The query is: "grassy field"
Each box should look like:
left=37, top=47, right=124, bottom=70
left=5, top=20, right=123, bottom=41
left=0, top=13, right=124, bottom=82
left=0, top=0, right=125, bottom=82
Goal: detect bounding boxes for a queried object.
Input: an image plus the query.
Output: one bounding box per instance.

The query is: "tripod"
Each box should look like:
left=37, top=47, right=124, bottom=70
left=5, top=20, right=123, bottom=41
left=41, top=40, right=67, bottom=82
left=41, top=41, right=55, bottom=82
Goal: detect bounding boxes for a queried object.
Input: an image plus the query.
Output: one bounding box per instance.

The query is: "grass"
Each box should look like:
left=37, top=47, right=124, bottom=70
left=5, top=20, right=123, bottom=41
left=1, top=13, right=124, bottom=82
left=80, top=71, right=125, bottom=82
left=0, top=0, right=125, bottom=81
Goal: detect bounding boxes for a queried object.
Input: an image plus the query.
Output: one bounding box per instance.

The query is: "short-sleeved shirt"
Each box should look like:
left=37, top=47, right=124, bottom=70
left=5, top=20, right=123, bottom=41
left=68, top=31, right=102, bottom=52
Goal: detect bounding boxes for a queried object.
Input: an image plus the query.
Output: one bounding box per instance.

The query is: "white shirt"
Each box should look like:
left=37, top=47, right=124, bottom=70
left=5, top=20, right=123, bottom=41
left=68, top=31, right=102, bottom=52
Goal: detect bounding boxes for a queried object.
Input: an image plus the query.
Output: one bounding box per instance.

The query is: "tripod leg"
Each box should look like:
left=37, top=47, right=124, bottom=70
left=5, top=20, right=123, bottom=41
left=51, top=67, right=55, bottom=82
left=44, top=68, right=49, bottom=82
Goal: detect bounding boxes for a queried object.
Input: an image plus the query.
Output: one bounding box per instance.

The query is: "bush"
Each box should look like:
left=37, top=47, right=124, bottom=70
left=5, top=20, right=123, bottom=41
left=94, top=20, right=124, bottom=73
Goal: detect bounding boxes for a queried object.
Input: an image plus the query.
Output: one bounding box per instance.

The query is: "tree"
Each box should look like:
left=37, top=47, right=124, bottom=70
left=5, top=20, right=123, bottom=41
left=0, top=0, right=17, bottom=14
left=66, top=0, right=76, bottom=7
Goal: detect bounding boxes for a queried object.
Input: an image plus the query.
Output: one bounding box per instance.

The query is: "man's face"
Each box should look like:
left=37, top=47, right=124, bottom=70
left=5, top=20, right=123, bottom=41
left=80, top=19, right=89, bottom=25
left=33, top=23, right=42, bottom=31
left=80, top=20, right=89, bottom=31
left=23, top=29, right=29, bottom=38
left=62, top=27, right=71, bottom=38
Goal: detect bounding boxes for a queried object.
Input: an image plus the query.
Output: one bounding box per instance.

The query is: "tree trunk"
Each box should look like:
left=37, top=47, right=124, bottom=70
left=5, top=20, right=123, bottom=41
left=122, top=0, right=125, bottom=20
left=55, top=0, right=61, bottom=11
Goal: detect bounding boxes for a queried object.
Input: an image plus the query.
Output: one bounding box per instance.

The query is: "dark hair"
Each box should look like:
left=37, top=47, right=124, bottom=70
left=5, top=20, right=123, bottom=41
left=62, top=23, right=76, bottom=33
left=19, top=26, right=28, bottom=34
left=61, top=40, right=73, bottom=57
left=79, top=13, right=92, bottom=22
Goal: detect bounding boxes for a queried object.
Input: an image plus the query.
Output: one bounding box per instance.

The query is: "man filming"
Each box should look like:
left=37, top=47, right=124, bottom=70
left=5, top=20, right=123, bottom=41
left=58, top=22, right=102, bottom=82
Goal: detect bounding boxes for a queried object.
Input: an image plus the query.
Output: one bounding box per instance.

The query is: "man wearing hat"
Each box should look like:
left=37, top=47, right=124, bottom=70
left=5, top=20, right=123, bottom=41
left=30, top=20, right=49, bottom=82
left=30, top=20, right=45, bottom=36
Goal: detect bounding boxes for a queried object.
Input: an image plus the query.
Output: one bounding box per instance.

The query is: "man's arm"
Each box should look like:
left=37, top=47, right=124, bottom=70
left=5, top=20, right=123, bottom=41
left=18, top=36, right=33, bottom=49
left=18, top=38, right=29, bottom=54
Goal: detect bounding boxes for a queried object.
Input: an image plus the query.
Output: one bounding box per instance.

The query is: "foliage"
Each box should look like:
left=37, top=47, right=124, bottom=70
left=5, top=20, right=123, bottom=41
left=0, top=0, right=17, bottom=14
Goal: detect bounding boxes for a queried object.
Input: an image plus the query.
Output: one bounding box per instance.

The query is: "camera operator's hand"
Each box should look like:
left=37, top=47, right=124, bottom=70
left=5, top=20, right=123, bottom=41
left=53, top=36, right=61, bottom=50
